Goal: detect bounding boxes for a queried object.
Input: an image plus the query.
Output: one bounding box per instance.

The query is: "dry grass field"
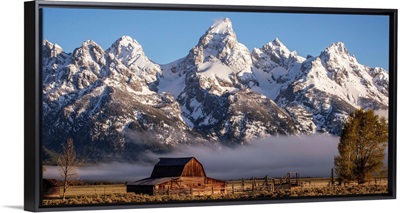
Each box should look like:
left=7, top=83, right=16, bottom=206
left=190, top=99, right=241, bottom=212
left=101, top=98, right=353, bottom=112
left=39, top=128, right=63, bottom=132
left=42, top=178, right=388, bottom=206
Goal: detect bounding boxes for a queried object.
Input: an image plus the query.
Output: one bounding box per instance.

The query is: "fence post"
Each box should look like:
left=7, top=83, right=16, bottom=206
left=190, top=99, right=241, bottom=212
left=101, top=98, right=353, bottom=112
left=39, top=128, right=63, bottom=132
left=328, top=181, right=331, bottom=191
left=271, top=179, right=274, bottom=192
left=241, top=178, right=244, bottom=192
left=190, top=186, right=192, bottom=195
left=252, top=177, right=255, bottom=192
left=232, top=184, right=234, bottom=194
left=212, top=184, right=214, bottom=194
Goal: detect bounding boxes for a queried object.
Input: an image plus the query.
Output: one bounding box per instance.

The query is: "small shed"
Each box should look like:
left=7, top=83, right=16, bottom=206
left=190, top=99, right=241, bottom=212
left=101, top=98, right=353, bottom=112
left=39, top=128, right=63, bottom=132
left=127, top=157, right=225, bottom=195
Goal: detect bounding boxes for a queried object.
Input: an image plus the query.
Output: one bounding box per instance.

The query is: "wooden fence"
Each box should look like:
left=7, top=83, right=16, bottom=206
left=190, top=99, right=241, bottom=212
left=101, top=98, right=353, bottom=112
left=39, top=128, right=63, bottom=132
left=155, top=185, right=226, bottom=196
left=153, top=176, right=388, bottom=196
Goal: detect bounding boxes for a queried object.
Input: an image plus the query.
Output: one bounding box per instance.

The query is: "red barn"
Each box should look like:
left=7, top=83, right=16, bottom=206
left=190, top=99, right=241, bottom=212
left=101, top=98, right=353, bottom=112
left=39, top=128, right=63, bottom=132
left=127, top=157, right=225, bottom=195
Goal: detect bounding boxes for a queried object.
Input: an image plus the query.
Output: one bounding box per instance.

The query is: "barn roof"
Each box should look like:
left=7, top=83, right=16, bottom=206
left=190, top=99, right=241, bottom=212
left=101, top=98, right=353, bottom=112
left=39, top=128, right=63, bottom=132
left=150, top=157, right=203, bottom=178
left=127, top=177, right=179, bottom=186
left=156, top=157, right=194, bottom=166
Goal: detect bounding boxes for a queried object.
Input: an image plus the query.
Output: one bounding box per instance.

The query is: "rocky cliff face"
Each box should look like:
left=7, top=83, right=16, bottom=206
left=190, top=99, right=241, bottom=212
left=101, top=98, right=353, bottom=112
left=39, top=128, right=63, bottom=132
left=274, top=42, right=388, bottom=134
left=42, top=37, right=199, bottom=162
left=42, top=18, right=389, bottom=162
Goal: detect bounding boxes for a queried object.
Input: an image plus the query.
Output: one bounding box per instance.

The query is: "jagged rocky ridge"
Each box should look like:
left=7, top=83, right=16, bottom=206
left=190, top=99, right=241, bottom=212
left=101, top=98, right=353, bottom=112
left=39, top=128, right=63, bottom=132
left=42, top=18, right=389, bottom=161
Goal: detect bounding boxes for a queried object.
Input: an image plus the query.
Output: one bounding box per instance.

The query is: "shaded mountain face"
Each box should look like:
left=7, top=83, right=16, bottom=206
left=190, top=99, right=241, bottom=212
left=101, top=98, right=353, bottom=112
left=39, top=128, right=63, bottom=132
left=42, top=18, right=389, bottom=162
left=42, top=37, right=200, bottom=162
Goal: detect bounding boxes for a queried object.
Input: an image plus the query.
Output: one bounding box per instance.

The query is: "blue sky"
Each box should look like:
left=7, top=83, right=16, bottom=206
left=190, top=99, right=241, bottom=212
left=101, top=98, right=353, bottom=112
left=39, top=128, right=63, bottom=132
left=42, top=8, right=389, bottom=70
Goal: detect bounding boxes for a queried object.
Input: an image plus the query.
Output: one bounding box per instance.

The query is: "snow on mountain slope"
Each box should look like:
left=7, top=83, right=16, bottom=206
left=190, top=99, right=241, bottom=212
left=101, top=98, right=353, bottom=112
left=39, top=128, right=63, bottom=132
left=159, top=19, right=302, bottom=143
left=275, top=42, right=388, bottom=134
left=160, top=18, right=258, bottom=97
left=42, top=38, right=200, bottom=162
left=158, top=58, right=187, bottom=97
left=107, top=36, right=162, bottom=91
left=280, top=42, right=388, bottom=110
left=158, top=18, right=261, bottom=136
left=252, top=38, right=305, bottom=99
left=215, top=90, right=302, bottom=144
left=42, top=18, right=390, bottom=161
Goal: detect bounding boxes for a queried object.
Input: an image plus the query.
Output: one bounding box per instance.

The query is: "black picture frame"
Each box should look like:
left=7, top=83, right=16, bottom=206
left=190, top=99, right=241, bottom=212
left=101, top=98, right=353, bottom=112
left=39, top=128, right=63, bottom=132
left=24, top=0, right=397, bottom=212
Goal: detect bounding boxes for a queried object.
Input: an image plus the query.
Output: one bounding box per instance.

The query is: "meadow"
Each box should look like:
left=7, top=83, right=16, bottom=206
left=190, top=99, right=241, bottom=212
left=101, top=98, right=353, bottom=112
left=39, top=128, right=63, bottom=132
left=42, top=178, right=388, bottom=206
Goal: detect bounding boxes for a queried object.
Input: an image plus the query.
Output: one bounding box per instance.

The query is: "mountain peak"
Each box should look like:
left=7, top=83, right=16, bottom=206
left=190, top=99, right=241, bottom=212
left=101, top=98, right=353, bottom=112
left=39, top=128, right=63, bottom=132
left=113, top=35, right=141, bottom=48
left=190, top=17, right=252, bottom=73
left=120, top=35, right=134, bottom=42
left=42, top=40, right=64, bottom=58
left=108, top=36, right=145, bottom=65
left=72, top=40, right=105, bottom=63
left=77, top=40, right=104, bottom=54
left=326, top=42, right=349, bottom=55
left=208, top=18, right=234, bottom=34
left=272, top=38, right=284, bottom=47
left=260, top=38, right=292, bottom=57
left=43, top=39, right=53, bottom=47
left=81, top=40, right=101, bottom=48
left=78, top=40, right=105, bottom=54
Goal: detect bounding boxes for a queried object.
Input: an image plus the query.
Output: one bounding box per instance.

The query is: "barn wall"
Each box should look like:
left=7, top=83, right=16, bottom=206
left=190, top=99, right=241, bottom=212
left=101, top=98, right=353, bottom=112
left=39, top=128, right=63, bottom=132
left=181, top=159, right=205, bottom=177
left=206, top=177, right=226, bottom=187
left=161, top=177, right=225, bottom=195
left=127, top=158, right=226, bottom=195
left=157, top=179, right=181, bottom=190
left=179, top=177, right=206, bottom=188
left=128, top=177, right=226, bottom=196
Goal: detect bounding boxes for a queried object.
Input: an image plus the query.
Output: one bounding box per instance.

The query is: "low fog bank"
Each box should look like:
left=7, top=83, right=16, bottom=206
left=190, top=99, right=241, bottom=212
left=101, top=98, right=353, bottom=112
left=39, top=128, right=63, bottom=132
left=44, top=134, right=340, bottom=181
left=44, top=162, right=153, bottom=182
left=165, top=134, right=340, bottom=179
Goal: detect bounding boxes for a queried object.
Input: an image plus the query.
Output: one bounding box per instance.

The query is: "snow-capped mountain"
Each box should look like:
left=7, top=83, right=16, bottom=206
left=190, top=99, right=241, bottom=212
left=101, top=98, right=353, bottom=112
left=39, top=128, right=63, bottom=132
left=275, top=42, right=389, bottom=134
left=107, top=36, right=162, bottom=92
left=42, top=37, right=200, bottom=162
left=159, top=18, right=302, bottom=144
left=251, top=38, right=306, bottom=100
left=159, top=18, right=257, bottom=95
left=42, top=18, right=389, bottom=162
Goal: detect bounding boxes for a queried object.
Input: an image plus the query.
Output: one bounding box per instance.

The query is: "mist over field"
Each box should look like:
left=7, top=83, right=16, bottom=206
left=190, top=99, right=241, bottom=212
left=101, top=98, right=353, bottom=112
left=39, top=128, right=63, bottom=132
left=44, top=134, right=340, bottom=181
left=171, top=134, right=340, bottom=179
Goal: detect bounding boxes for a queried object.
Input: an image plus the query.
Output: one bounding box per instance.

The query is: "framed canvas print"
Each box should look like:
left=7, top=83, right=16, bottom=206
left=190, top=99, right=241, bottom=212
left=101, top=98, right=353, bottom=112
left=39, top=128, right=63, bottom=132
left=24, top=0, right=397, bottom=212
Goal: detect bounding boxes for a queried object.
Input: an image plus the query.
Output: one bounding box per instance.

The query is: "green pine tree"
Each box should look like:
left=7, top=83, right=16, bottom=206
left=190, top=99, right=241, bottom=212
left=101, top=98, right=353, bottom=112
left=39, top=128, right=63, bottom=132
left=334, top=109, right=388, bottom=184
